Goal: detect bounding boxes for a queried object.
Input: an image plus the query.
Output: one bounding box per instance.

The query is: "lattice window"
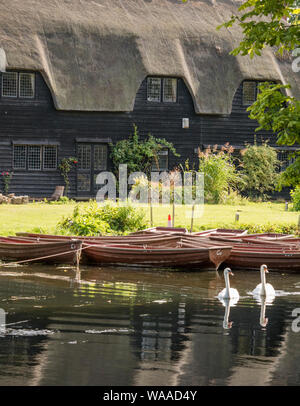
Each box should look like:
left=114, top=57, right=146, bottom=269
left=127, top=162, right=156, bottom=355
left=152, top=149, right=168, bottom=171
left=94, top=145, right=107, bottom=171
left=242, top=81, right=257, bottom=105
left=13, top=145, right=27, bottom=169
left=43, top=146, right=57, bottom=170
left=2, top=72, right=18, bottom=98
left=147, top=77, right=161, bottom=102
left=19, top=73, right=35, bottom=98
left=27, top=146, right=42, bottom=171
left=163, top=78, right=177, bottom=102
left=277, top=150, right=296, bottom=172
left=78, top=145, right=91, bottom=170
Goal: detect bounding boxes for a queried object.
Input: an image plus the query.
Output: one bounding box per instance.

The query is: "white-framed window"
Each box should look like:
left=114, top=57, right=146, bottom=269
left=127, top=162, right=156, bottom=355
left=13, top=145, right=27, bottom=169
left=242, top=81, right=257, bottom=105
left=28, top=146, right=42, bottom=171
left=1, top=72, right=35, bottom=99
left=94, top=144, right=108, bottom=171
left=152, top=149, right=169, bottom=171
left=19, top=73, right=35, bottom=99
left=2, top=72, right=18, bottom=98
left=13, top=145, right=58, bottom=171
left=147, top=77, right=177, bottom=103
left=77, top=144, right=91, bottom=170
left=43, top=145, right=57, bottom=170
left=163, top=78, right=177, bottom=102
left=147, top=77, right=161, bottom=102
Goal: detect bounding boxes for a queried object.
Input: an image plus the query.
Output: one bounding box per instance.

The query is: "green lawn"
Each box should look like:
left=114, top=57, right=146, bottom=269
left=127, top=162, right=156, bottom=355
left=0, top=201, right=298, bottom=236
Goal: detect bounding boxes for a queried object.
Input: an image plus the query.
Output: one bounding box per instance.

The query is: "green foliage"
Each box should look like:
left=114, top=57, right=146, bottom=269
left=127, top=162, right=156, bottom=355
left=217, top=2, right=300, bottom=190
left=247, top=83, right=300, bottom=190
left=277, top=154, right=300, bottom=189
left=291, top=185, right=300, bottom=211
left=1, top=171, right=13, bottom=195
left=59, top=157, right=78, bottom=196
left=217, top=0, right=300, bottom=56
left=198, top=145, right=243, bottom=204
left=196, top=222, right=298, bottom=235
left=248, top=83, right=300, bottom=147
left=57, top=201, right=149, bottom=236
left=239, top=143, right=279, bottom=199
left=42, top=196, right=76, bottom=205
left=110, top=124, right=179, bottom=177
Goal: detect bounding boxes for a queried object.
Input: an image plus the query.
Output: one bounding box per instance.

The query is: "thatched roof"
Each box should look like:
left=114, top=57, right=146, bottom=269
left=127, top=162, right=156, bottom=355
left=0, top=0, right=298, bottom=114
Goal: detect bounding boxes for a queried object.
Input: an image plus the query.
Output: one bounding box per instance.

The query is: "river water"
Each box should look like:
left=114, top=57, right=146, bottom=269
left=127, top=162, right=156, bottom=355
left=0, top=264, right=299, bottom=386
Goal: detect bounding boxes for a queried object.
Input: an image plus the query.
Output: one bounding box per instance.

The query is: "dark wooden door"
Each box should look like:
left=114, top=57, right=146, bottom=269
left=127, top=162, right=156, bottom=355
left=76, top=143, right=108, bottom=196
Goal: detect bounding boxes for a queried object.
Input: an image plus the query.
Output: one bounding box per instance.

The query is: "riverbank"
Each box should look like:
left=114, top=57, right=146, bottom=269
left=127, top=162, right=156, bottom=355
left=0, top=201, right=298, bottom=236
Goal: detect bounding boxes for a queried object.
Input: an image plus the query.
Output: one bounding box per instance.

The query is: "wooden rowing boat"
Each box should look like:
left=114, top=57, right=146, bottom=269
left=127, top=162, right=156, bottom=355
left=14, top=233, right=183, bottom=247
left=81, top=242, right=232, bottom=270
left=0, top=237, right=82, bottom=265
left=224, top=246, right=300, bottom=271
left=178, top=235, right=300, bottom=271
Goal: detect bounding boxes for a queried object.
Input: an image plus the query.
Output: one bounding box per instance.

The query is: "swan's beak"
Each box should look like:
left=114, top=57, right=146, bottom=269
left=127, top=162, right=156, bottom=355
left=230, top=271, right=234, bottom=276
left=265, top=268, right=269, bottom=273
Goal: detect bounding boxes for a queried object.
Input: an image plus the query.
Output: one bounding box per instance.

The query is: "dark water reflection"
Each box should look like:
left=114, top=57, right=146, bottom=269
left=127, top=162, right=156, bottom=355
left=0, top=264, right=299, bottom=386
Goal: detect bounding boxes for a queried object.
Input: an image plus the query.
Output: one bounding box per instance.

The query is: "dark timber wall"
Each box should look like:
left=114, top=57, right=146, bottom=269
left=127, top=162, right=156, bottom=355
left=0, top=71, right=278, bottom=198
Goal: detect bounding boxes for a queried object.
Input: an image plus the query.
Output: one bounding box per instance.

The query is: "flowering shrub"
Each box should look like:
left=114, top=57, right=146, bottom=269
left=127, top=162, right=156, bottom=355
left=57, top=200, right=148, bottom=236
left=198, top=144, right=243, bottom=204
left=1, top=171, right=13, bottom=195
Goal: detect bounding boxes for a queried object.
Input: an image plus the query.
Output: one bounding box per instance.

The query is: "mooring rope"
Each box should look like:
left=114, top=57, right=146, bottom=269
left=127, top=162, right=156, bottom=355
left=0, top=243, right=95, bottom=268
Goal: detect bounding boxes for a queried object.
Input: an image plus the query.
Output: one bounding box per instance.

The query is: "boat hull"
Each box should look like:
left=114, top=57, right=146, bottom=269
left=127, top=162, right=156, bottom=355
left=0, top=239, right=82, bottom=265
left=82, top=243, right=232, bottom=270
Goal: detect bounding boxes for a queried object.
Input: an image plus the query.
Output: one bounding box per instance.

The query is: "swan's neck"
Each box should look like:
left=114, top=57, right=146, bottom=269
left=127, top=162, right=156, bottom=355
left=223, top=302, right=231, bottom=329
left=225, top=273, right=231, bottom=297
left=261, top=270, right=267, bottom=295
left=224, top=302, right=230, bottom=321
left=260, top=300, right=266, bottom=326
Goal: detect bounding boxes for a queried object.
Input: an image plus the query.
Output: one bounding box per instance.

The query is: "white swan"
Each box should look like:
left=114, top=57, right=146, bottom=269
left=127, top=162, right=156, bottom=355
left=252, top=264, right=275, bottom=297
left=218, top=268, right=239, bottom=300
left=218, top=297, right=239, bottom=329
left=259, top=297, right=269, bottom=328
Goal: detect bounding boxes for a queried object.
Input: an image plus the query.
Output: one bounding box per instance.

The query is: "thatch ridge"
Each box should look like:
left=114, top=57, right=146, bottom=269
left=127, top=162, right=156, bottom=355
left=0, top=0, right=298, bottom=114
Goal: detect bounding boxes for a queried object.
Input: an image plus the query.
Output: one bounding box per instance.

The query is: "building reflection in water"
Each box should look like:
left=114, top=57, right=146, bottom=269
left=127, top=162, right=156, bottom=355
left=0, top=267, right=299, bottom=386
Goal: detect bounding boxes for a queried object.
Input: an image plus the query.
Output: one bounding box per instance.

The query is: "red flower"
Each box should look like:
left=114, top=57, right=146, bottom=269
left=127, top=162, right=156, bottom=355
left=73, top=160, right=78, bottom=164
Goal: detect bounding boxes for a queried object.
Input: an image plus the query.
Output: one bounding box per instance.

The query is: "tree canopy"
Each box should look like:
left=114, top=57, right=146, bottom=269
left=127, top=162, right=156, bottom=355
left=216, top=0, right=300, bottom=189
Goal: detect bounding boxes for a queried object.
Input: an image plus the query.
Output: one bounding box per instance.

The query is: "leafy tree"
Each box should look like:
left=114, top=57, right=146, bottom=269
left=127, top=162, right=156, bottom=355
left=197, top=145, right=243, bottom=204
left=110, top=124, right=179, bottom=177
left=217, top=0, right=300, bottom=56
left=247, top=82, right=300, bottom=189
left=216, top=0, right=300, bottom=189
left=239, top=143, right=279, bottom=199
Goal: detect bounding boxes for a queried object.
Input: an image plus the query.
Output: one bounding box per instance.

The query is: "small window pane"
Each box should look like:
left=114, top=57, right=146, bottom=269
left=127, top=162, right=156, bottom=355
left=163, top=78, right=177, bottom=102
left=43, top=146, right=57, bottom=170
left=278, top=150, right=295, bottom=172
left=13, top=145, right=26, bottom=169
left=28, top=146, right=41, bottom=170
left=2, top=72, right=17, bottom=98
left=147, top=77, right=161, bottom=102
left=152, top=150, right=168, bottom=171
left=77, top=173, right=90, bottom=192
left=243, top=81, right=257, bottom=105
left=19, top=73, right=35, bottom=98
left=78, top=145, right=91, bottom=170
left=94, top=145, right=107, bottom=171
